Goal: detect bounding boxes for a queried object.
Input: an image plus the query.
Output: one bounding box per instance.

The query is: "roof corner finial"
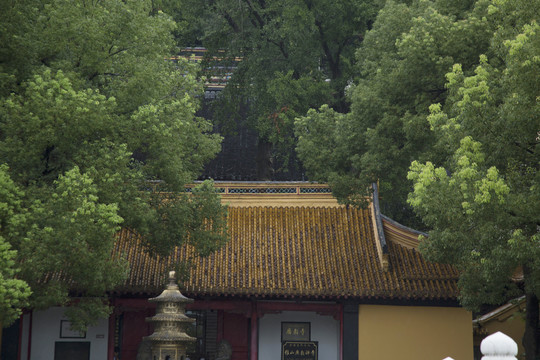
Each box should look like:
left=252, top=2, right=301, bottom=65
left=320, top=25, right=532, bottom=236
left=370, top=182, right=389, bottom=271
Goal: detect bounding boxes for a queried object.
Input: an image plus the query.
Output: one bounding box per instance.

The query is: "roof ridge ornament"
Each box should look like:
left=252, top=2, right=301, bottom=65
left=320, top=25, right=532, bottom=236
left=370, top=182, right=389, bottom=271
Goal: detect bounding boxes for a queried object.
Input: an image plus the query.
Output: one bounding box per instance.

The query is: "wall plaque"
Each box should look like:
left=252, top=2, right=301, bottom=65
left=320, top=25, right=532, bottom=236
left=60, top=320, right=86, bottom=338
left=281, top=322, right=310, bottom=341
left=281, top=341, right=318, bottom=360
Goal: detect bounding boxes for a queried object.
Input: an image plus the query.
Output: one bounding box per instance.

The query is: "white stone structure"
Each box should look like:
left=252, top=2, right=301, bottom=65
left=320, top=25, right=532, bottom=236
left=480, top=331, right=518, bottom=360
left=442, top=331, right=518, bottom=360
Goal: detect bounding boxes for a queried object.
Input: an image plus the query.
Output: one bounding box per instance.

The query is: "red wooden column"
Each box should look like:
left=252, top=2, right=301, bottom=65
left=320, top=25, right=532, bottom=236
left=26, top=312, right=33, bottom=360
left=250, top=301, right=258, bottom=360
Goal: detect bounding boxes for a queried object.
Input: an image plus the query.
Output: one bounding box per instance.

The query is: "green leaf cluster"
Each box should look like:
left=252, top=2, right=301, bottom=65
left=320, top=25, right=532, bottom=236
left=0, top=0, right=227, bottom=328
left=296, top=0, right=496, bottom=225
left=0, top=165, right=31, bottom=327
left=408, top=0, right=539, bottom=310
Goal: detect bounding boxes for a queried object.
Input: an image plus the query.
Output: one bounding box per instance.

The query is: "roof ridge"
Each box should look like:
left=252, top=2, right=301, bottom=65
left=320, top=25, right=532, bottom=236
left=370, top=183, right=389, bottom=271
left=380, top=214, right=428, bottom=237
left=228, top=205, right=346, bottom=209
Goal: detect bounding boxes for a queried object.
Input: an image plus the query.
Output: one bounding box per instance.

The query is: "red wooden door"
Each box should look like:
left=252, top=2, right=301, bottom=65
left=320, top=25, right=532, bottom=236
left=221, top=312, right=249, bottom=360
left=120, top=309, right=153, bottom=360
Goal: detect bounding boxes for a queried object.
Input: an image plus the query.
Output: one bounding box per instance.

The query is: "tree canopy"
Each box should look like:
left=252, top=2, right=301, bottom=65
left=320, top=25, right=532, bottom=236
left=296, top=0, right=491, bottom=225
left=0, top=0, right=227, bottom=330
left=176, top=0, right=382, bottom=178
left=296, top=0, right=539, bottom=356
left=408, top=1, right=539, bottom=355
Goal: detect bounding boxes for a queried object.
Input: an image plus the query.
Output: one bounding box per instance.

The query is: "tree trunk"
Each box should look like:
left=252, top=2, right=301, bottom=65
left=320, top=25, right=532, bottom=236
left=256, top=138, right=273, bottom=180
left=523, top=292, right=539, bottom=360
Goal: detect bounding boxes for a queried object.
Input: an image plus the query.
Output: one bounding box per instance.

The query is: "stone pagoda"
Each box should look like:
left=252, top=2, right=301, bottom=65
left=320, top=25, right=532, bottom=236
left=145, top=271, right=196, bottom=360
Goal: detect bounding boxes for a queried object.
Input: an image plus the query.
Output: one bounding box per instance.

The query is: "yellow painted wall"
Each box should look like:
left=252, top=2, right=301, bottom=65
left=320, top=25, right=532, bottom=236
left=357, top=305, right=473, bottom=360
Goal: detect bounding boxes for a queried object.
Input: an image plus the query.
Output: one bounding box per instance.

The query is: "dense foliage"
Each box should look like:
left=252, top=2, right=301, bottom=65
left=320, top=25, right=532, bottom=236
left=176, top=0, right=382, bottom=178
left=296, top=0, right=539, bottom=356
left=0, top=0, right=227, bottom=329
left=0, top=166, right=32, bottom=327
left=408, top=1, right=539, bottom=356
left=296, top=0, right=491, bottom=225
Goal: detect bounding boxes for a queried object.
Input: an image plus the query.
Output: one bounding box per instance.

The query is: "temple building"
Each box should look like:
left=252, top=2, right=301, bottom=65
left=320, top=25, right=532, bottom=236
left=15, top=182, right=473, bottom=360
left=6, top=49, right=475, bottom=360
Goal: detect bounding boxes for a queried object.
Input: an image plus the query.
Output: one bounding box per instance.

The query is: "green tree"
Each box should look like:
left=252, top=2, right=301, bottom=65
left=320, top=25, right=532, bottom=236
left=408, top=6, right=540, bottom=357
left=0, top=0, right=227, bottom=330
left=296, top=0, right=492, bottom=225
left=297, top=0, right=539, bottom=356
left=177, top=0, right=381, bottom=178
left=0, top=165, right=32, bottom=329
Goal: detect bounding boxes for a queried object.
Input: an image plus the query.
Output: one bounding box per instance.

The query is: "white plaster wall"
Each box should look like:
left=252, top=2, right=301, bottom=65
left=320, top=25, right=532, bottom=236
left=258, top=311, right=339, bottom=360
left=27, top=307, right=108, bottom=360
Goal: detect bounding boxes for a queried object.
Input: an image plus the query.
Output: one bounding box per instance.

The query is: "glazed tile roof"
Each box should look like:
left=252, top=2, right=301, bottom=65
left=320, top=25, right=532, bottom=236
left=381, top=215, right=428, bottom=249
left=112, top=205, right=459, bottom=301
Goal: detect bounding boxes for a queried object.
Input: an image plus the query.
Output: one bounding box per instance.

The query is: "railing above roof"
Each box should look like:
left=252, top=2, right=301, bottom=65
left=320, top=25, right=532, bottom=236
left=196, top=182, right=332, bottom=195
left=190, top=182, right=338, bottom=207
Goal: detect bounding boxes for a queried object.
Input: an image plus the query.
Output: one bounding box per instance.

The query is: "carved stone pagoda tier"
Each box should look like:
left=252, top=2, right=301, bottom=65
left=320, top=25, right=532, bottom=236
left=145, top=271, right=195, bottom=360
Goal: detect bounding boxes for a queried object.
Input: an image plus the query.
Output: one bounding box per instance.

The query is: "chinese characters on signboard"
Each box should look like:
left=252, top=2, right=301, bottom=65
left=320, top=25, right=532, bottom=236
left=281, top=341, right=318, bottom=360
left=281, top=322, right=310, bottom=341
left=281, top=323, right=316, bottom=360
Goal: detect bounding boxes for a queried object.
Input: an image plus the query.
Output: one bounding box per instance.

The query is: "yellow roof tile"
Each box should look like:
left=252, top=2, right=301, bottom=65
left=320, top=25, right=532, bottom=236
left=112, top=205, right=459, bottom=300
